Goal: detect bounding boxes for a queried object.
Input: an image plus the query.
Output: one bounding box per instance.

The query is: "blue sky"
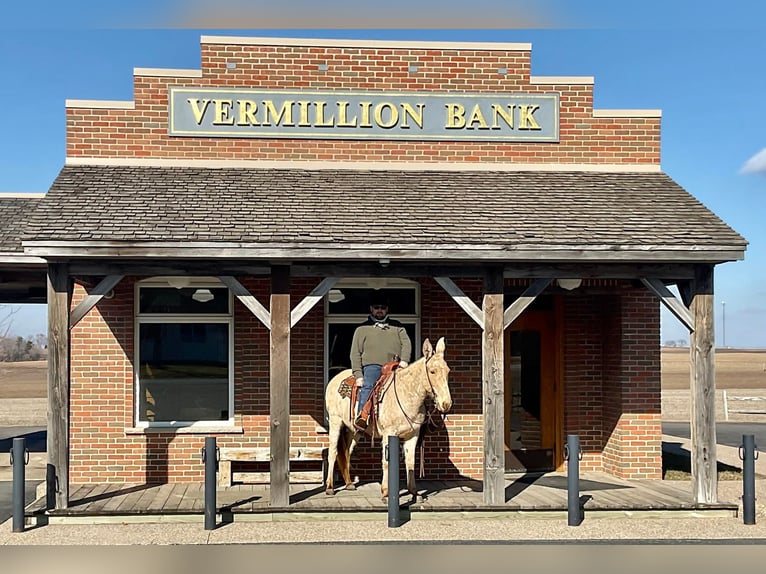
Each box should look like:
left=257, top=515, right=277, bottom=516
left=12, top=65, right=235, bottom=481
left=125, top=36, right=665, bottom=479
left=1, top=1, right=765, bottom=348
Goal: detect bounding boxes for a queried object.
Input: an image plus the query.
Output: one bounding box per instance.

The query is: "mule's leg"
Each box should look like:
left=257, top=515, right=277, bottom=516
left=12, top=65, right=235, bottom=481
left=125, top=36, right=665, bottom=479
left=339, top=427, right=357, bottom=490
left=403, top=436, right=420, bottom=501
left=324, top=416, right=342, bottom=495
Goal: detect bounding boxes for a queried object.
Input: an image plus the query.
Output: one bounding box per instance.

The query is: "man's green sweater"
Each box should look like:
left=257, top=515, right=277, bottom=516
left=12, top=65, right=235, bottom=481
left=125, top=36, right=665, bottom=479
left=350, top=317, right=412, bottom=379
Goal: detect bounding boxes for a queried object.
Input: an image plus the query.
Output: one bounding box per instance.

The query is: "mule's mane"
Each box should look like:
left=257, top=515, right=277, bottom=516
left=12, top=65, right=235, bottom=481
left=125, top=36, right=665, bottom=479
left=384, top=351, right=438, bottom=401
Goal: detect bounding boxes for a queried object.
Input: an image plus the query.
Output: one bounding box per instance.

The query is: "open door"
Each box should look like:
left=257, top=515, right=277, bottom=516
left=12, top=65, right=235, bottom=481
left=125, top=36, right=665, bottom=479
left=504, top=306, right=561, bottom=472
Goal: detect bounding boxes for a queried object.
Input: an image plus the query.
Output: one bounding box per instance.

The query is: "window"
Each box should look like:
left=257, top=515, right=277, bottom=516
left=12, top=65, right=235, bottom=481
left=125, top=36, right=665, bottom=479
left=324, top=279, right=420, bottom=383
left=136, top=278, right=233, bottom=427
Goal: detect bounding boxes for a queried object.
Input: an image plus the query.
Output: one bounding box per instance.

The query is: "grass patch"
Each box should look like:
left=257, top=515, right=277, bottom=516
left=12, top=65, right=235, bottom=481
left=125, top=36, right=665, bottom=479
left=662, top=450, right=742, bottom=480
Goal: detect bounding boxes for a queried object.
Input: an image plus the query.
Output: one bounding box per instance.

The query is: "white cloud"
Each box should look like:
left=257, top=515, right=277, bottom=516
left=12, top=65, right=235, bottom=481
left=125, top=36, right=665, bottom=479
left=740, top=148, right=766, bottom=174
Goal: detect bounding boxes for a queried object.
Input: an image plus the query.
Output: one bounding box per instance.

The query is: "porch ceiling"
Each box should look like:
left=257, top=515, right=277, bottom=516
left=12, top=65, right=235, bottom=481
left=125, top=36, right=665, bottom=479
left=18, top=165, right=749, bottom=263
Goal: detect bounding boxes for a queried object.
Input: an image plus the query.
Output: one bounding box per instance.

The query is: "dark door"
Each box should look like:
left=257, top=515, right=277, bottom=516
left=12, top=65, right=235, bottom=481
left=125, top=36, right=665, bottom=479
left=504, top=309, right=559, bottom=472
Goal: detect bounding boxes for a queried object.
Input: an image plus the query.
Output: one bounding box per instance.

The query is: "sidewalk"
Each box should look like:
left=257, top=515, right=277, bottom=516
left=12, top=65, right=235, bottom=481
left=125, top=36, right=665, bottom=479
left=662, top=433, right=766, bottom=477
left=2, top=437, right=766, bottom=545
left=1, top=482, right=765, bottom=545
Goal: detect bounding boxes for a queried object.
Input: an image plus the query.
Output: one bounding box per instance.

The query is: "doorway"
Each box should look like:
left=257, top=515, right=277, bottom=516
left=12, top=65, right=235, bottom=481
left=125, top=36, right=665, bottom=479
left=504, top=302, right=561, bottom=473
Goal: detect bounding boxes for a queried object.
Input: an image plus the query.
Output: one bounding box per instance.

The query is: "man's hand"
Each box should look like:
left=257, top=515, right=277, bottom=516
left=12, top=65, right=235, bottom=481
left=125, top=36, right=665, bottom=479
left=399, top=361, right=408, bottom=368
left=356, top=377, right=364, bottom=387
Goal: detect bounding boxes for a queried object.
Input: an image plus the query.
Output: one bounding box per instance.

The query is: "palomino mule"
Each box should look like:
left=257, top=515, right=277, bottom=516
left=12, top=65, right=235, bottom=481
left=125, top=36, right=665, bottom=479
left=324, top=337, right=452, bottom=500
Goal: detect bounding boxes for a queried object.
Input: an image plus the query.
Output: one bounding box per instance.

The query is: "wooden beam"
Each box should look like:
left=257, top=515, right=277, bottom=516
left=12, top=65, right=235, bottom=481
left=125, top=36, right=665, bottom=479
left=269, top=266, right=291, bottom=507
left=218, top=276, right=271, bottom=330
left=47, top=263, right=70, bottom=510
left=678, top=280, right=693, bottom=308
left=640, top=278, right=695, bottom=333
left=503, top=278, right=552, bottom=329
left=434, top=276, right=484, bottom=329
left=293, top=262, right=699, bottom=281
left=290, top=277, right=338, bottom=328
left=68, top=261, right=271, bottom=276
left=690, top=265, right=717, bottom=504
left=24, top=242, right=746, bottom=262
left=68, top=275, right=124, bottom=328
left=482, top=267, right=505, bottom=505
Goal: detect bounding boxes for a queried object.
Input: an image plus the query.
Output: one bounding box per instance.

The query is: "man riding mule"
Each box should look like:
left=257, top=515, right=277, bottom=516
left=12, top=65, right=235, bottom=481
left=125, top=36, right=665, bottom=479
left=349, top=294, right=411, bottom=432
left=324, top=337, right=452, bottom=500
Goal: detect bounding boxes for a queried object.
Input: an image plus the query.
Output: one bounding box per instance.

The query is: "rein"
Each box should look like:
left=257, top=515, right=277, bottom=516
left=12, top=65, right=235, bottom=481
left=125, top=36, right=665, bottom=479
left=388, top=352, right=447, bottom=478
left=389, top=352, right=436, bottom=432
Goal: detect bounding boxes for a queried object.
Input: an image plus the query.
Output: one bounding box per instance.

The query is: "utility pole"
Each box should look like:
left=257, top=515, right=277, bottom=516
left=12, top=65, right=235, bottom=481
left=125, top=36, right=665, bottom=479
left=722, top=300, right=726, bottom=348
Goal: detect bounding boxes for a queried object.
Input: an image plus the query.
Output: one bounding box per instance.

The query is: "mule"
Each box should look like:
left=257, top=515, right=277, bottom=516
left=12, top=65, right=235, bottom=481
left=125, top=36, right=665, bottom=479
left=324, top=337, right=452, bottom=500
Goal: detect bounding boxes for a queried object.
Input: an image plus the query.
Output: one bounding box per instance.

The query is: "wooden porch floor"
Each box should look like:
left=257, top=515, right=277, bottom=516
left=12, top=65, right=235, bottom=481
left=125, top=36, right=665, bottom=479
left=26, top=472, right=739, bottom=521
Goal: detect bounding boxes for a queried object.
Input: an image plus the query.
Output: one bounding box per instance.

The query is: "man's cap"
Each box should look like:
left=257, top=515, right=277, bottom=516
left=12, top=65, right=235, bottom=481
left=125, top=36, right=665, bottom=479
left=369, top=292, right=389, bottom=307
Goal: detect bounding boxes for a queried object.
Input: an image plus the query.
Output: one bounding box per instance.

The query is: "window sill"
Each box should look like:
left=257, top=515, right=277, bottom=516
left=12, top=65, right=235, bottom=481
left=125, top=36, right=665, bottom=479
left=125, top=426, right=244, bottom=435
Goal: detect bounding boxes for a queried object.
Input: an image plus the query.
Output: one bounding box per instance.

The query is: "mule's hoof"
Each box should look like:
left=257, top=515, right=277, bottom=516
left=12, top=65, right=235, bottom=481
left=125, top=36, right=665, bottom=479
left=345, top=483, right=356, bottom=491
left=325, top=487, right=336, bottom=496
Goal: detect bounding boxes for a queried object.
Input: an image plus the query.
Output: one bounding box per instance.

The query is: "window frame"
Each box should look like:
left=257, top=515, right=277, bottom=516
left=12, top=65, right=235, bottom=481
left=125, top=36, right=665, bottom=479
left=134, top=277, right=234, bottom=429
left=323, top=278, right=421, bottom=425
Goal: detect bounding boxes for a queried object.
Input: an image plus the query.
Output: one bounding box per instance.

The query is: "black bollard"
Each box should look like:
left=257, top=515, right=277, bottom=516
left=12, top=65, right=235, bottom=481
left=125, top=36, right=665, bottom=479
left=12, top=437, right=28, bottom=533
left=387, top=435, right=401, bottom=528
left=739, top=434, right=757, bottom=525
left=565, top=434, right=582, bottom=526
left=203, top=436, right=218, bottom=530
left=46, top=464, right=56, bottom=511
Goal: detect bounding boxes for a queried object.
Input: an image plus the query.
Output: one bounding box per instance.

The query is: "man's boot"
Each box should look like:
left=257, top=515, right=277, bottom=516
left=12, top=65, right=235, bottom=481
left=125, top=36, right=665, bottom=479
left=354, top=399, right=372, bottom=432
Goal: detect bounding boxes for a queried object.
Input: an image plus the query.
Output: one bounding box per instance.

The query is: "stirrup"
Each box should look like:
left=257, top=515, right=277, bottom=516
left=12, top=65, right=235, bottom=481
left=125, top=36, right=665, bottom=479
left=354, top=416, right=368, bottom=432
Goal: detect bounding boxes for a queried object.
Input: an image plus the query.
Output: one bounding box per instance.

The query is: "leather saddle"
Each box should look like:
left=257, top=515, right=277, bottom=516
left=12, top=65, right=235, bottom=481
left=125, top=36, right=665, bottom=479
left=342, top=360, right=400, bottom=422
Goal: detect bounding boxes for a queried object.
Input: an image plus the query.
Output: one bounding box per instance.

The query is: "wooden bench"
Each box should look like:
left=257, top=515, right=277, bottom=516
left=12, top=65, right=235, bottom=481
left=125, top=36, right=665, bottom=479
left=217, top=446, right=328, bottom=487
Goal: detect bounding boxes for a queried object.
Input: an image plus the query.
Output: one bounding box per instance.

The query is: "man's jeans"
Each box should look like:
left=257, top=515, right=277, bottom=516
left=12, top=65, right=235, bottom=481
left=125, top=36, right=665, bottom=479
left=358, top=364, right=382, bottom=415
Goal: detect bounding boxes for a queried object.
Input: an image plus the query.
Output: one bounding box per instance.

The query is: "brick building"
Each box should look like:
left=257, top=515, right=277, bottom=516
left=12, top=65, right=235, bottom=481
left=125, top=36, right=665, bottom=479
left=0, top=35, right=746, bottom=509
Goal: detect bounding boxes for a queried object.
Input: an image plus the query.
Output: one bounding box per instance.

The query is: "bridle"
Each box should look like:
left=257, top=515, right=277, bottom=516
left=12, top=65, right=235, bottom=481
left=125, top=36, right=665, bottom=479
left=382, top=351, right=448, bottom=479
left=389, top=351, right=442, bottom=431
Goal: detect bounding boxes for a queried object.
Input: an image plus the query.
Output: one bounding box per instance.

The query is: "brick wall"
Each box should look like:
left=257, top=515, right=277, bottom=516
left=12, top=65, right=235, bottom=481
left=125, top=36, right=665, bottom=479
left=66, top=38, right=660, bottom=166
left=69, top=276, right=662, bottom=483
left=603, top=289, right=662, bottom=479
left=562, top=285, right=661, bottom=478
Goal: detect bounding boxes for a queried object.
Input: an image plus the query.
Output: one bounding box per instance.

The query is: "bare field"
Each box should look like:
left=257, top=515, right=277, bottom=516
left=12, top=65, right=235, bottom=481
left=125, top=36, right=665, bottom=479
left=0, top=360, right=47, bottom=398
left=661, top=348, right=766, bottom=391
left=0, top=349, right=765, bottom=401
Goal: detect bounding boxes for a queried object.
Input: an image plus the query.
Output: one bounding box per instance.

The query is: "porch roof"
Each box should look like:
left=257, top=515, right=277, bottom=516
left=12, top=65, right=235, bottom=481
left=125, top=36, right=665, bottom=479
left=21, top=165, right=747, bottom=262
left=0, top=195, right=43, bottom=261
left=0, top=195, right=46, bottom=302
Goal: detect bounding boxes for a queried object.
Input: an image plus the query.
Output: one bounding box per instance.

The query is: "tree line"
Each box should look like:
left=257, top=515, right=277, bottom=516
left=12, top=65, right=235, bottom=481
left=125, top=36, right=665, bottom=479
left=0, top=305, right=47, bottom=361
left=0, top=333, right=48, bottom=362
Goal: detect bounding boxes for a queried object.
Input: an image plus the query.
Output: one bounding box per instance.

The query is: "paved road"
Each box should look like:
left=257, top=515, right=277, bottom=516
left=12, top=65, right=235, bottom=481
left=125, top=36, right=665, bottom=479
left=663, top=421, right=766, bottom=452
left=0, top=426, right=46, bottom=452
left=0, top=480, right=41, bottom=524
left=1, top=426, right=46, bottom=525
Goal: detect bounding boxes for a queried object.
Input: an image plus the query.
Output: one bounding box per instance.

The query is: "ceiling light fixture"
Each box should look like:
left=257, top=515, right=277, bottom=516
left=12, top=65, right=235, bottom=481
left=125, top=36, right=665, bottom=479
left=556, top=278, right=582, bottom=291
left=192, top=288, right=214, bottom=303
left=328, top=289, right=345, bottom=303
left=167, top=276, right=190, bottom=290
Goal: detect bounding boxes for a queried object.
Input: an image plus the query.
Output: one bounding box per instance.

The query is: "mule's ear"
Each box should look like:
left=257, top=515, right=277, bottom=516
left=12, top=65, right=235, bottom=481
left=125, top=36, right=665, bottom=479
left=422, top=338, right=433, bottom=358
left=436, top=337, right=446, bottom=355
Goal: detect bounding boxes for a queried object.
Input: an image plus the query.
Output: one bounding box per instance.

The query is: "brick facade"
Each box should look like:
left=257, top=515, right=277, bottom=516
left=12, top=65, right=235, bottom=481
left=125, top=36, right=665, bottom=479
left=63, top=36, right=664, bottom=484
left=68, top=276, right=660, bottom=483
left=66, top=39, right=660, bottom=166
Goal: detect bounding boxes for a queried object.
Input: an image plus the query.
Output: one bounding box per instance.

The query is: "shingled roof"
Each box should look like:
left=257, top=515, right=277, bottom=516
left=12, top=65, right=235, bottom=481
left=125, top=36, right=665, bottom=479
left=22, top=165, right=747, bottom=263
left=0, top=195, right=42, bottom=256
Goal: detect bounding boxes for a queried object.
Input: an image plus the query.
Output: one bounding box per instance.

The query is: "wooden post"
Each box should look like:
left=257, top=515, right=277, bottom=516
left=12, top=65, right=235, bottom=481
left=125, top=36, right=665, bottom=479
left=269, top=265, right=291, bottom=507
left=482, top=267, right=505, bottom=505
left=46, top=263, right=70, bottom=509
left=690, top=264, right=717, bottom=503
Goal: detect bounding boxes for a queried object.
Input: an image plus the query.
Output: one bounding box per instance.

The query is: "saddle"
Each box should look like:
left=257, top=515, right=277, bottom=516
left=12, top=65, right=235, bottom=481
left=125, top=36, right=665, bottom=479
left=341, top=360, right=401, bottom=423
